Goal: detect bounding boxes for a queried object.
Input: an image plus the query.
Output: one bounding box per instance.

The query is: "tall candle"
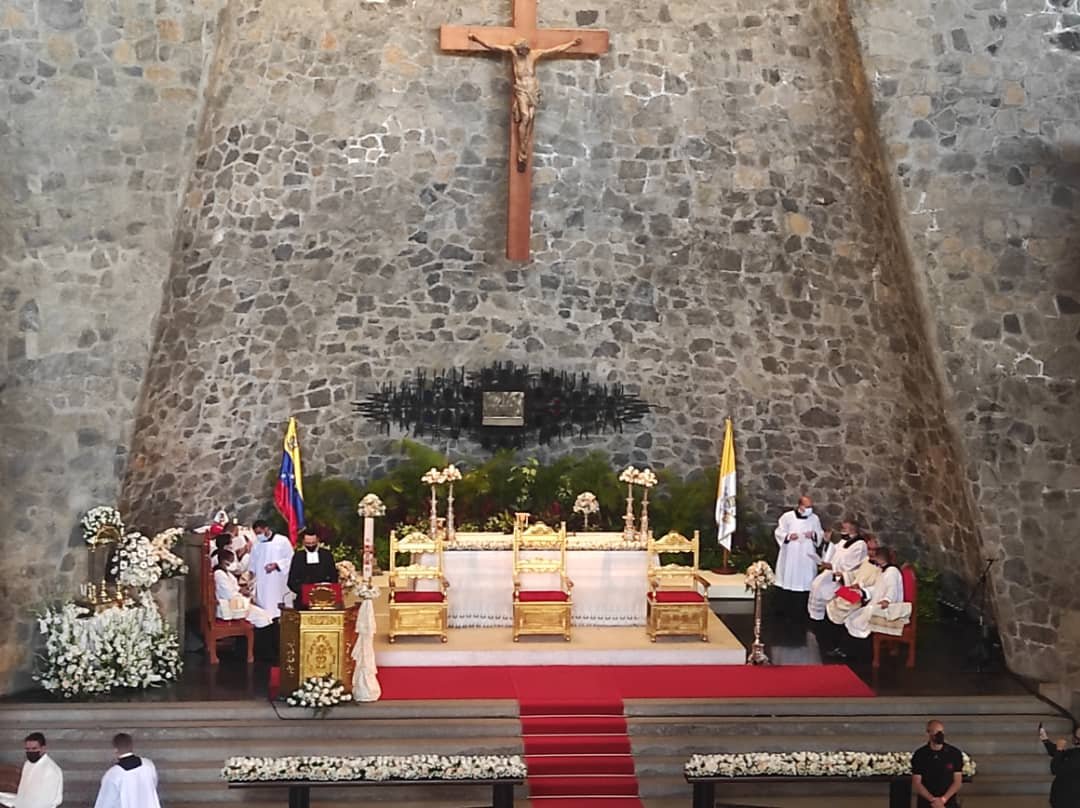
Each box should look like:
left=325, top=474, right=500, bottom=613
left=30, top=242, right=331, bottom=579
left=363, top=516, right=374, bottom=581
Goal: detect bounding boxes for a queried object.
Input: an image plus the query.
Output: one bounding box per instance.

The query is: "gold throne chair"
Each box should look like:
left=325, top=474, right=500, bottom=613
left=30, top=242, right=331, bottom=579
left=646, top=530, right=710, bottom=642
left=512, top=521, right=573, bottom=641
left=388, top=530, right=449, bottom=643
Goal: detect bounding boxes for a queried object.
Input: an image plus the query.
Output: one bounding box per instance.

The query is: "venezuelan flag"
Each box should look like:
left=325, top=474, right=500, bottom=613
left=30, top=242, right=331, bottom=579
left=273, top=417, right=305, bottom=546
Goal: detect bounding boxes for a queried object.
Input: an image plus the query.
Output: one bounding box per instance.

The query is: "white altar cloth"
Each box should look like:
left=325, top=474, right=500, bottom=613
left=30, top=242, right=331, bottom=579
left=417, top=548, right=649, bottom=627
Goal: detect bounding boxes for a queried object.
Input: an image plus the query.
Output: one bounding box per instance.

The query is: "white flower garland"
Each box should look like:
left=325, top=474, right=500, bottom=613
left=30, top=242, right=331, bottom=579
left=81, top=506, right=124, bottom=543
left=744, top=560, right=776, bottom=591
left=110, top=532, right=163, bottom=590
left=223, top=754, right=527, bottom=783
left=286, top=675, right=352, bottom=712
left=685, top=751, right=976, bottom=778
left=35, top=593, right=182, bottom=698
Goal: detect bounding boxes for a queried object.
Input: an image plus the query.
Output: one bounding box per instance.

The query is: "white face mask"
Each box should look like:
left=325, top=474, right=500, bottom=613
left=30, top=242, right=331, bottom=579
left=798, top=507, right=812, bottom=517
left=227, top=562, right=240, bottom=574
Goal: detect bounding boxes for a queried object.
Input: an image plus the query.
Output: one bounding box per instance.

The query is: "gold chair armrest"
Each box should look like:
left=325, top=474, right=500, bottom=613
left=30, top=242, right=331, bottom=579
left=693, top=573, right=711, bottom=589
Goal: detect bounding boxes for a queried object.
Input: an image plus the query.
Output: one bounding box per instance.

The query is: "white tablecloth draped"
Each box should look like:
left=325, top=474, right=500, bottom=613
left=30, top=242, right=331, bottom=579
left=417, top=549, right=649, bottom=627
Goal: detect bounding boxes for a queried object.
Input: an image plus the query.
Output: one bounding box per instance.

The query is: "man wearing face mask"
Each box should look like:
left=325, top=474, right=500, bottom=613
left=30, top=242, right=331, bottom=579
left=911, top=720, right=964, bottom=808
left=248, top=519, right=293, bottom=620
left=213, top=550, right=272, bottom=628
left=1039, top=722, right=1080, bottom=808
left=13, top=733, right=62, bottom=808
left=773, top=495, right=825, bottom=617
left=808, top=518, right=869, bottom=621
left=287, top=526, right=339, bottom=601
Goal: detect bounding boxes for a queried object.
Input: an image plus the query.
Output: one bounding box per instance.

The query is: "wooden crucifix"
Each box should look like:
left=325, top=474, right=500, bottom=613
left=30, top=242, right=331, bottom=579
left=440, top=1, right=609, bottom=262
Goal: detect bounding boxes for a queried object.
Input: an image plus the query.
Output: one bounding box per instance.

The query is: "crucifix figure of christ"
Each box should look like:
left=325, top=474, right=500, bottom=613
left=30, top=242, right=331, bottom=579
left=440, top=1, right=609, bottom=262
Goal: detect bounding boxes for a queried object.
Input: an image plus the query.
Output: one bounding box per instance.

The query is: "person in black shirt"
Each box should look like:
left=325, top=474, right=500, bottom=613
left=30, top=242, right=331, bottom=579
left=911, top=719, right=964, bottom=808
left=286, top=526, right=339, bottom=601
left=1040, top=722, right=1080, bottom=808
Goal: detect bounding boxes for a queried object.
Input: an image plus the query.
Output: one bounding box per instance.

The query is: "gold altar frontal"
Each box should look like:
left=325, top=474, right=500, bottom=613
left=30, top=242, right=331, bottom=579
left=279, top=606, right=358, bottom=694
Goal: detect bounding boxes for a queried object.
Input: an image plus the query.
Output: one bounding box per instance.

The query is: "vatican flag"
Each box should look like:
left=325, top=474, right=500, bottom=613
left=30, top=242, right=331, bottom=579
left=715, top=418, right=736, bottom=551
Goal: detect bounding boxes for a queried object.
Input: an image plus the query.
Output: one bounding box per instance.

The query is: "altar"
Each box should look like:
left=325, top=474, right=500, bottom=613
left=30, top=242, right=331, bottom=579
left=417, top=532, right=649, bottom=628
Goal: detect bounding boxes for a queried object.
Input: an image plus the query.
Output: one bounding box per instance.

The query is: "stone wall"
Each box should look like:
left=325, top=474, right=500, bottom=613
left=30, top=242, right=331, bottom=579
left=122, top=0, right=979, bottom=583
left=0, top=0, right=223, bottom=692
left=851, top=0, right=1080, bottom=684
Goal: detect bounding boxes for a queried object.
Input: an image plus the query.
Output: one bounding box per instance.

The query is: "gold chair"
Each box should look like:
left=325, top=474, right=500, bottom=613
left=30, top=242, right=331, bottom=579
left=512, top=521, right=573, bottom=641
left=646, top=530, right=710, bottom=642
left=388, top=530, right=449, bottom=643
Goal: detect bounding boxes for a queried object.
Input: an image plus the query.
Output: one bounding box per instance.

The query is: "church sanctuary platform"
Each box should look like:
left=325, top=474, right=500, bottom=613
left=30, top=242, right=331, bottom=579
left=374, top=612, right=746, bottom=668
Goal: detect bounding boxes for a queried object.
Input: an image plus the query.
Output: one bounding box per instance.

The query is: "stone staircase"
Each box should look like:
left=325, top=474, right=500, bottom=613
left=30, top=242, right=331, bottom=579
left=0, top=693, right=1066, bottom=807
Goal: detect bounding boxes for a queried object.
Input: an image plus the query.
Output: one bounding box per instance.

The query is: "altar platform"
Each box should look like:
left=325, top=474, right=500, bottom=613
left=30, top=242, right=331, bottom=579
left=373, top=611, right=746, bottom=668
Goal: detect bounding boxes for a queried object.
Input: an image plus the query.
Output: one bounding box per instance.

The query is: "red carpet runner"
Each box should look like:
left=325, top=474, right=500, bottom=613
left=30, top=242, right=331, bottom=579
left=518, top=668, right=642, bottom=808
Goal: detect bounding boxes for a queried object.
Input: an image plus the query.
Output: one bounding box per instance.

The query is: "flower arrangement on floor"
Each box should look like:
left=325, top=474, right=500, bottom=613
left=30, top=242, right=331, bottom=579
left=744, top=560, right=775, bottom=591
left=35, top=593, right=182, bottom=698
left=222, top=754, right=528, bottom=782
left=286, top=674, right=352, bottom=715
left=685, top=751, right=977, bottom=778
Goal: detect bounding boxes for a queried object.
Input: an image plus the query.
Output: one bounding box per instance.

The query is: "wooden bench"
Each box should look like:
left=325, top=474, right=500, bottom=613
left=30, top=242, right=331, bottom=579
left=228, top=777, right=522, bottom=808
left=685, top=773, right=973, bottom=808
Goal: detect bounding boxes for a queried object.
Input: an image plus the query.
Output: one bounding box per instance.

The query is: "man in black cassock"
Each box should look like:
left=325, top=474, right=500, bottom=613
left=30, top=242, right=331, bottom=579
left=286, top=526, right=338, bottom=600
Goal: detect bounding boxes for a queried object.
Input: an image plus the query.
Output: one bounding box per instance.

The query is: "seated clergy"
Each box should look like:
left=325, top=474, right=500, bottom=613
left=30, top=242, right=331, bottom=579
left=808, top=517, right=868, bottom=621
left=213, top=550, right=271, bottom=628
left=286, top=526, right=339, bottom=601
left=819, top=537, right=881, bottom=659
left=845, top=544, right=905, bottom=639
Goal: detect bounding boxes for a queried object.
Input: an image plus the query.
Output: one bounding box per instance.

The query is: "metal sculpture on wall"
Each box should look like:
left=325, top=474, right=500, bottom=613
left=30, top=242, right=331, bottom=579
left=354, top=362, right=652, bottom=449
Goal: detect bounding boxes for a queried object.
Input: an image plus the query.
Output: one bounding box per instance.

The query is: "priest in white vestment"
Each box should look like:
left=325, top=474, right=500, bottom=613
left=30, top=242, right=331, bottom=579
left=213, top=551, right=272, bottom=628
left=92, top=734, right=160, bottom=808
left=846, top=547, right=906, bottom=639
left=824, top=549, right=881, bottom=625
left=808, top=520, right=870, bottom=620
left=773, top=496, right=824, bottom=614
left=14, top=732, right=62, bottom=808
left=249, top=520, right=293, bottom=620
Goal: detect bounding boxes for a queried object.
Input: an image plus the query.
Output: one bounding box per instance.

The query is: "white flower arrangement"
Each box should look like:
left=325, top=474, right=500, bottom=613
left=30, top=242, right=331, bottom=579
left=442, top=463, right=463, bottom=483
left=744, top=560, right=776, bottom=591
left=336, top=560, right=359, bottom=589
left=421, top=467, right=447, bottom=486
left=685, top=751, right=976, bottom=779
left=81, top=506, right=124, bottom=544
left=150, top=527, right=188, bottom=578
left=636, top=468, right=658, bottom=488
left=357, top=493, right=387, bottom=518
left=110, top=532, right=164, bottom=590
left=286, top=675, right=352, bottom=715
left=35, top=592, right=182, bottom=698
left=355, top=581, right=381, bottom=600
left=573, top=492, right=600, bottom=516
left=448, top=534, right=645, bottom=551
left=618, top=465, right=639, bottom=484
left=222, top=754, right=527, bottom=783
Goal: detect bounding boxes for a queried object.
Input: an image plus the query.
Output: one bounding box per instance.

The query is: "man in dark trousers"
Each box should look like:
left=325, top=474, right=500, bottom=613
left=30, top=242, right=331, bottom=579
left=911, top=719, right=965, bottom=808
left=1040, top=722, right=1080, bottom=808
left=286, top=526, right=338, bottom=603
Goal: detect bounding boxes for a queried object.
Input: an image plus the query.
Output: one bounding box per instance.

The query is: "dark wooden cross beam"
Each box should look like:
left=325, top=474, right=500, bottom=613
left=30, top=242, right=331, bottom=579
left=440, top=1, right=609, bottom=262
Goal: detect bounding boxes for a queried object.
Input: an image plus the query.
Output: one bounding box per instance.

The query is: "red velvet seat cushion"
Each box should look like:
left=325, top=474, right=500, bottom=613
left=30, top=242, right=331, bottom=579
left=394, top=591, right=445, bottom=603
left=648, top=591, right=706, bottom=603
left=518, top=590, right=570, bottom=602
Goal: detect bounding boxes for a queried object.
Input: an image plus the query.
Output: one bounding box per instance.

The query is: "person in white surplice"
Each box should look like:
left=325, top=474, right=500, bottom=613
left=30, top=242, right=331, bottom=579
left=213, top=550, right=272, bottom=628
left=248, top=520, right=293, bottom=620
left=92, top=734, right=160, bottom=808
left=845, top=545, right=905, bottom=639
left=13, top=732, right=62, bottom=808
left=808, top=518, right=869, bottom=620
left=773, top=495, right=825, bottom=617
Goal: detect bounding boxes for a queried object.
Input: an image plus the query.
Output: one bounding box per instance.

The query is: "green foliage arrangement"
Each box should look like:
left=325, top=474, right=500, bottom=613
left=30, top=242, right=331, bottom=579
left=265, top=440, right=779, bottom=572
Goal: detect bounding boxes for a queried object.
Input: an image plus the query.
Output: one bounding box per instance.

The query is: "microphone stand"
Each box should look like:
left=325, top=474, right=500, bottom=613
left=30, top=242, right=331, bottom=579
left=964, top=558, right=998, bottom=672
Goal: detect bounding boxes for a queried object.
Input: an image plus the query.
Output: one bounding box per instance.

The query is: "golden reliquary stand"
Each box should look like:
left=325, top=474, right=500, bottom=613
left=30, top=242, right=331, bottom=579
left=278, top=585, right=359, bottom=694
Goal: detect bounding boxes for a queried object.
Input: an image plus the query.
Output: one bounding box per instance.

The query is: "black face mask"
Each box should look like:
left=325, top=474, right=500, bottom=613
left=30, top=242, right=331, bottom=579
left=932, top=731, right=945, bottom=745
left=25, top=751, right=42, bottom=763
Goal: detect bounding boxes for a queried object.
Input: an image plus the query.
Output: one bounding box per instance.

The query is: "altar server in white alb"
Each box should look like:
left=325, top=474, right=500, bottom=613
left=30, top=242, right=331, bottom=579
left=92, top=734, right=160, bottom=808
left=845, top=545, right=907, bottom=639
left=213, top=551, right=272, bottom=628
left=808, top=517, right=869, bottom=620
left=773, top=495, right=825, bottom=614
left=249, top=519, right=293, bottom=619
left=13, top=732, right=62, bottom=808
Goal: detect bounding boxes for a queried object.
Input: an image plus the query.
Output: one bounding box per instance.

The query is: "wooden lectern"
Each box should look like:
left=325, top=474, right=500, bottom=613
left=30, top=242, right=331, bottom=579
left=278, top=604, right=359, bottom=694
